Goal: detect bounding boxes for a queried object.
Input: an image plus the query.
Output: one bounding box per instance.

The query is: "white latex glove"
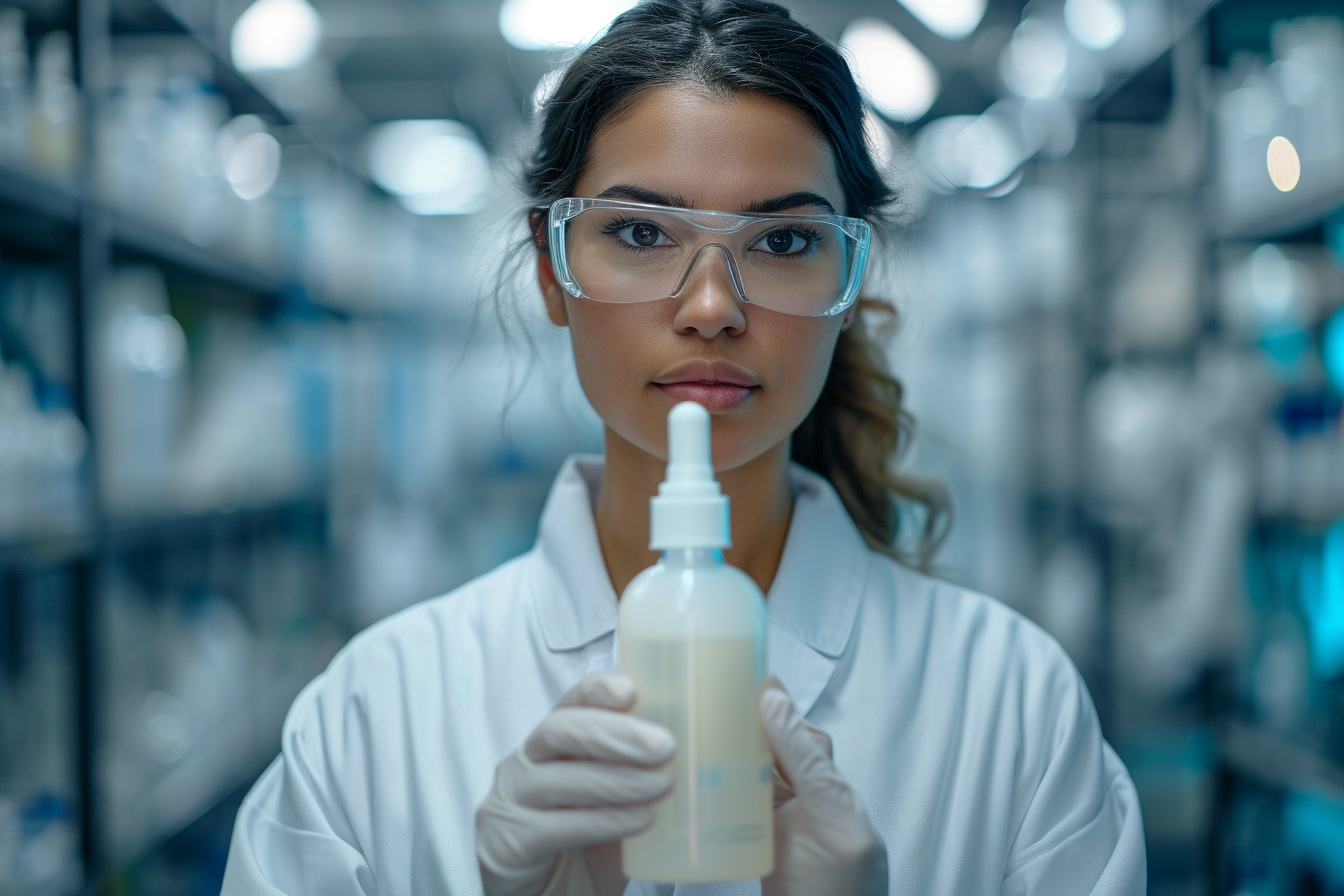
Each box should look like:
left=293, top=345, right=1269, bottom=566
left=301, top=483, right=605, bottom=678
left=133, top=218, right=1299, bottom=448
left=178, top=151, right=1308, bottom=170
left=476, top=670, right=676, bottom=896
left=760, top=678, right=888, bottom=896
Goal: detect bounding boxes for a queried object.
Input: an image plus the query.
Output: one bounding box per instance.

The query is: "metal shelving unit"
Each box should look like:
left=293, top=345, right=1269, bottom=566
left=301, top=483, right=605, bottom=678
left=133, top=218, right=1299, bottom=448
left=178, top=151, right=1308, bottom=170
left=0, top=1, right=363, bottom=890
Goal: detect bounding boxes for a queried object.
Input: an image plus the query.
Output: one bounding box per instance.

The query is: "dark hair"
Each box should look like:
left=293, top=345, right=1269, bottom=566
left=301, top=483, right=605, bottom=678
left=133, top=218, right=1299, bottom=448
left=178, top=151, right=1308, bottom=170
left=521, top=0, right=950, bottom=566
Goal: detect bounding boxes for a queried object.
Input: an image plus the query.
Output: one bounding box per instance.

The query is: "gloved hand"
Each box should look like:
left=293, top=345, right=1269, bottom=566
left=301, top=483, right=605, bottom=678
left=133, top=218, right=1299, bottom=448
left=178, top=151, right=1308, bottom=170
left=476, top=670, right=676, bottom=896
left=760, top=678, right=888, bottom=896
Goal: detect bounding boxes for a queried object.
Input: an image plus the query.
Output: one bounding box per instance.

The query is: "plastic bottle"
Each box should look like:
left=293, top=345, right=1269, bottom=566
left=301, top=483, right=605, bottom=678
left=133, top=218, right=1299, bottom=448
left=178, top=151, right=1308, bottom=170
left=0, top=8, right=28, bottom=163
left=29, top=31, right=79, bottom=179
left=619, top=401, right=772, bottom=882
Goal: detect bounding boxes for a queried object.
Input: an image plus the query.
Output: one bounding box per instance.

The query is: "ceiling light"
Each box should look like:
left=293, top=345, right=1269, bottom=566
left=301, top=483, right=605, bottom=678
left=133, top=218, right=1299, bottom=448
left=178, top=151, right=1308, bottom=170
left=1000, top=19, right=1070, bottom=100
left=231, top=0, right=322, bottom=73
left=218, top=116, right=282, bottom=200
left=499, top=0, right=637, bottom=51
left=366, top=120, right=491, bottom=216
left=1064, top=0, right=1126, bottom=51
left=841, top=17, right=940, bottom=123
left=1267, top=136, right=1301, bottom=192
left=915, top=113, right=1024, bottom=192
left=895, top=0, right=987, bottom=40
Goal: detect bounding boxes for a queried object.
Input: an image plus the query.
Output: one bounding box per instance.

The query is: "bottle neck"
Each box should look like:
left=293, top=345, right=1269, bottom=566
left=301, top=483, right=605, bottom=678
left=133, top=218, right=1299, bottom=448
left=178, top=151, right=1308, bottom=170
left=660, top=546, right=724, bottom=567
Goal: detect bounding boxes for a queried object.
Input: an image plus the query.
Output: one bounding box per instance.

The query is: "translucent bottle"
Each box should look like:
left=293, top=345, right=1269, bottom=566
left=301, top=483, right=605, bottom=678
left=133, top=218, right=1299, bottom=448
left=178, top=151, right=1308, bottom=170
left=29, top=31, right=79, bottom=180
left=619, top=401, right=773, bottom=882
left=0, top=8, right=28, bottom=163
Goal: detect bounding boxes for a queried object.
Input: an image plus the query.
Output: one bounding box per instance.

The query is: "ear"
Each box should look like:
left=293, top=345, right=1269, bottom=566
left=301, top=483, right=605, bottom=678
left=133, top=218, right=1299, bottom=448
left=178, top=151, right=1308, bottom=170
left=840, top=306, right=857, bottom=331
left=530, top=211, right=570, bottom=327
left=536, top=250, right=570, bottom=327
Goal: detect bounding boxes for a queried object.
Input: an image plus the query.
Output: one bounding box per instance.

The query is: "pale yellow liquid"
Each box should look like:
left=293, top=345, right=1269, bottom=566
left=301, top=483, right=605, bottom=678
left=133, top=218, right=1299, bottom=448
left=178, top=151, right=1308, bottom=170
left=620, top=636, right=773, bottom=882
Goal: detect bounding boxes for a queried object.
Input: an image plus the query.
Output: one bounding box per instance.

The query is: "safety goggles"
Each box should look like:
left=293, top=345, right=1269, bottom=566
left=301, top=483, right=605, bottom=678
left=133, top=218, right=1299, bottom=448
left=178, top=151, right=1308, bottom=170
left=545, top=197, right=871, bottom=318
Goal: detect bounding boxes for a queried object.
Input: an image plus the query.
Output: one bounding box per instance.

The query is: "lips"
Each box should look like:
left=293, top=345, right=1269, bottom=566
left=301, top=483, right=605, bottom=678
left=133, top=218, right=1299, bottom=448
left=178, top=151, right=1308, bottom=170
left=652, top=360, right=760, bottom=411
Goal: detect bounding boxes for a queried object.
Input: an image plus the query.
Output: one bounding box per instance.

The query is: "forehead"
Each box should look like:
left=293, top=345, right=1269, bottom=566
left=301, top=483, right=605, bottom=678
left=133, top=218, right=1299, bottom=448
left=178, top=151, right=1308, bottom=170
left=572, top=84, right=845, bottom=213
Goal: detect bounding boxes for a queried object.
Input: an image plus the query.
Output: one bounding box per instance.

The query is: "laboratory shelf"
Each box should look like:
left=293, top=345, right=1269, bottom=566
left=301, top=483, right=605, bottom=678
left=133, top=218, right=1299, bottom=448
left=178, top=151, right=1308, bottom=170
left=1216, top=720, right=1344, bottom=802
left=129, top=0, right=369, bottom=184
left=115, top=0, right=288, bottom=124
left=0, top=494, right=326, bottom=571
left=103, top=491, right=328, bottom=553
left=1217, top=148, right=1344, bottom=241
left=120, top=668, right=307, bottom=867
left=0, top=2, right=372, bottom=890
left=0, top=527, right=97, bottom=570
left=0, top=161, right=293, bottom=300
left=0, top=159, right=81, bottom=224
left=110, top=210, right=291, bottom=299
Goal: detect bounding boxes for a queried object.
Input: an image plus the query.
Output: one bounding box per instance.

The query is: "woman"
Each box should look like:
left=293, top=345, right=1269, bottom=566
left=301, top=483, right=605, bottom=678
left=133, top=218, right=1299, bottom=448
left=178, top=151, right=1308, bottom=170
left=222, top=1, right=1146, bottom=894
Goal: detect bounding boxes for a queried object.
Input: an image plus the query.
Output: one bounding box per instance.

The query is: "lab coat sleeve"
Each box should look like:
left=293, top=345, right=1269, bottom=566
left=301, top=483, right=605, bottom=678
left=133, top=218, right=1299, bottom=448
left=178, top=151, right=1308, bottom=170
left=1000, top=643, right=1147, bottom=896
left=220, top=672, right=378, bottom=896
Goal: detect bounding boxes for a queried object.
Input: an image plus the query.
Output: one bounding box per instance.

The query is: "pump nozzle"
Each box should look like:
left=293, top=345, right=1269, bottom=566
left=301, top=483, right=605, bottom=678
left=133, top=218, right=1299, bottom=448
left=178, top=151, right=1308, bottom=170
left=650, top=401, right=731, bottom=550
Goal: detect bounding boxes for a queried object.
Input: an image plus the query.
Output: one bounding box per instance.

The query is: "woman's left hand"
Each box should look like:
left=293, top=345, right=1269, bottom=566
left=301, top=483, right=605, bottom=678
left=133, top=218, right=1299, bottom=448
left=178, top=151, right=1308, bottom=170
left=759, top=679, right=888, bottom=896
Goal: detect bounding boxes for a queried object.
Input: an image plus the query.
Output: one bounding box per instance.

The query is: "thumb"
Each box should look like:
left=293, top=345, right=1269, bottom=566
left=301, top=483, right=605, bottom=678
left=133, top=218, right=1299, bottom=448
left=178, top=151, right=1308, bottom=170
left=759, top=688, right=859, bottom=823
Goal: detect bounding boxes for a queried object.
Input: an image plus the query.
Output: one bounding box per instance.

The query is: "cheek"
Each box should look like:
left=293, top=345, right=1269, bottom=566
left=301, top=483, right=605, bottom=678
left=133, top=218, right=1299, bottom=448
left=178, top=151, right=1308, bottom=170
left=565, top=301, right=666, bottom=437
left=749, top=318, right=839, bottom=428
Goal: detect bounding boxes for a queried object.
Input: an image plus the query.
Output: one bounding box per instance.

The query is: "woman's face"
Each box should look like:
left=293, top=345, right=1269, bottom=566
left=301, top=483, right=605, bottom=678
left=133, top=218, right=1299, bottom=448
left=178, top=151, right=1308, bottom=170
left=537, top=84, right=850, bottom=472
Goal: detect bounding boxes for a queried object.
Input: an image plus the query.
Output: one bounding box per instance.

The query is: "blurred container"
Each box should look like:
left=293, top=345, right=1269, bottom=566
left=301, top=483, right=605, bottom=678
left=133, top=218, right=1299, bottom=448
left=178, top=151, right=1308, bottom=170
left=0, top=8, right=29, bottom=164
left=28, top=31, right=78, bottom=181
left=93, top=265, right=186, bottom=516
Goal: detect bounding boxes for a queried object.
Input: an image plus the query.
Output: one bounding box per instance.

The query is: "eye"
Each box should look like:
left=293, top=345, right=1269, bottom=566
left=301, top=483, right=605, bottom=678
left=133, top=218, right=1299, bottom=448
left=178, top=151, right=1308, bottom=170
left=619, top=221, right=666, bottom=248
left=757, top=228, right=813, bottom=256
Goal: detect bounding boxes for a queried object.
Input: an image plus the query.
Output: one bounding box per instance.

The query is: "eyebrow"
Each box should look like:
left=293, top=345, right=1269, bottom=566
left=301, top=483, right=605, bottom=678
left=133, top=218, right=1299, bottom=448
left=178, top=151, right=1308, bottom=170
left=594, top=184, right=838, bottom=215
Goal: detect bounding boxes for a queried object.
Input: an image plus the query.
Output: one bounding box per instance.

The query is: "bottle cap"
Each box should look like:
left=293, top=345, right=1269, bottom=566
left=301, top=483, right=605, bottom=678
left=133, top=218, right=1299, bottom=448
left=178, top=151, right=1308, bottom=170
left=649, top=402, right=731, bottom=550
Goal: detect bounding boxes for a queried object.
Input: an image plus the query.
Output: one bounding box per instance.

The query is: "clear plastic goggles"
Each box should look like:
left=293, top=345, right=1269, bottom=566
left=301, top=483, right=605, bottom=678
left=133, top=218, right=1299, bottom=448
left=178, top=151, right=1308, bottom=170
left=546, top=197, right=871, bottom=318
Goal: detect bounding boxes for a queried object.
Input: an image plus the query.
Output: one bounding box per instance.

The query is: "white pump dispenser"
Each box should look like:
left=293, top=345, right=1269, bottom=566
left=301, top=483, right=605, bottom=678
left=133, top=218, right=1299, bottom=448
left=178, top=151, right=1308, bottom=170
left=619, top=401, right=773, bottom=882
left=649, top=401, right=730, bottom=550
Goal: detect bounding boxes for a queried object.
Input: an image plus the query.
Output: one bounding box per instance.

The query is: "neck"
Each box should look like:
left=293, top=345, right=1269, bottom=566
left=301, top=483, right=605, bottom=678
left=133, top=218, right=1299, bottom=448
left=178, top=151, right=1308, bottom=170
left=595, top=426, right=793, bottom=597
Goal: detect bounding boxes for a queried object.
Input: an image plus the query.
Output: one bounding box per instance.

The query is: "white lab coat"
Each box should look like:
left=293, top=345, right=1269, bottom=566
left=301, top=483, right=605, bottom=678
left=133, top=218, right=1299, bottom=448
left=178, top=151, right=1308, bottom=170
left=222, top=456, right=1146, bottom=896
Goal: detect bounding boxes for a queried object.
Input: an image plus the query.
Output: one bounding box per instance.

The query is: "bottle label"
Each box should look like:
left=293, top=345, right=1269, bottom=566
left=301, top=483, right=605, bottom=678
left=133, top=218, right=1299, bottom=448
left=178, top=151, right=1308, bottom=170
left=621, top=636, right=773, bottom=881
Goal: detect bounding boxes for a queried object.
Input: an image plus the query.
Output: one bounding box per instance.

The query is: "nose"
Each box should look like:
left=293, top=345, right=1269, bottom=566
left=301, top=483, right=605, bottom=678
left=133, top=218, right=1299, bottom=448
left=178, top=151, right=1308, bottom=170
left=668, top=244, right=747, bottom=339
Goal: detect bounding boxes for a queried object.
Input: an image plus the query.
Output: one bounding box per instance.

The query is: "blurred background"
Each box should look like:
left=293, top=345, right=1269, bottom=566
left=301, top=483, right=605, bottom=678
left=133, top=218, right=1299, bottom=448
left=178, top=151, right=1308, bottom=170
left=0, top=0, right=1340, bottom=893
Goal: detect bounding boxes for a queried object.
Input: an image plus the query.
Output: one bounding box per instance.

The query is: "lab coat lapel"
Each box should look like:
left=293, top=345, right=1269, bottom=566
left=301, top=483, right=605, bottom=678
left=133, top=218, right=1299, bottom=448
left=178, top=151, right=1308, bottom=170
left=531, top=456, right=869, bottom=719
left=533, top=455, right=619, bottom=652
left=765, top=465, right=869, bottom=716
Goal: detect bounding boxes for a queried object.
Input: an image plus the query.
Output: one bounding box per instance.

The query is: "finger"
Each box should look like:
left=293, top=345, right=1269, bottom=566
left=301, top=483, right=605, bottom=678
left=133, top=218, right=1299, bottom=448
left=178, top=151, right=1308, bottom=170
left=760, top=687, right=832, bottom=780
left=526, top=706, right=676, bottom=765
left=513, top=804, right=658, bottom=857
left=760, top=688, right=861, bottom=823
left=804, top=721, right=834, bottom=760
left=772, top=767, right=794, bottom=810
left=513, top=760, right=674, bottom=809
left=556, top=670, right=638, bottom=711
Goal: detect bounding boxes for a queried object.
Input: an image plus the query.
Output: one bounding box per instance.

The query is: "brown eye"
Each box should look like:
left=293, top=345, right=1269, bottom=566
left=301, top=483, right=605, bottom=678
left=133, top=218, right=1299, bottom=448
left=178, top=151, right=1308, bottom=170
left=630, top=222, right=660, bottom=246
left=766, top=230, right=794, bottom=253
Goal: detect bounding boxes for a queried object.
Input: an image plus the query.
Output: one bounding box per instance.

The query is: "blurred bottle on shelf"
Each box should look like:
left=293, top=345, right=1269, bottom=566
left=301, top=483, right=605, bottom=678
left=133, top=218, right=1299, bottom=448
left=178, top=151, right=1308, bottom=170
left=0, top=266, right=88, bottom=538
left=100, top=577, right=259, bottom=860
left=0, top=363, right=87, bottom=539
left=95, top=56, right=165, bottom=218
left=169, top=322, right=306, bottom=511
left=0, top=8, right=28, bottom=164
left=28, top=31, right=78, bottom=181
left=93, top=265, right=186, bottom=517
left=0, top=571, right=81, bottom=895
left=96, top=53, right=284, bottom=275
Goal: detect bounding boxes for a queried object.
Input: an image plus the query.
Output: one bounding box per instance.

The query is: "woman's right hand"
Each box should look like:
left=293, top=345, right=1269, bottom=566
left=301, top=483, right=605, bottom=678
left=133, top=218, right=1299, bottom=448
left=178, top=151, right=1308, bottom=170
left=475, top=670, right=676, bottom=896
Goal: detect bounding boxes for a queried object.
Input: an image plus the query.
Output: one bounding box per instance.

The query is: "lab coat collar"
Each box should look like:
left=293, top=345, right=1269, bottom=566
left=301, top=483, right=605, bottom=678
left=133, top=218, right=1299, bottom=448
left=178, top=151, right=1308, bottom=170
left=534, top=455, right=619, bottom=653
left=532, top=455, right=870, bottom=708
